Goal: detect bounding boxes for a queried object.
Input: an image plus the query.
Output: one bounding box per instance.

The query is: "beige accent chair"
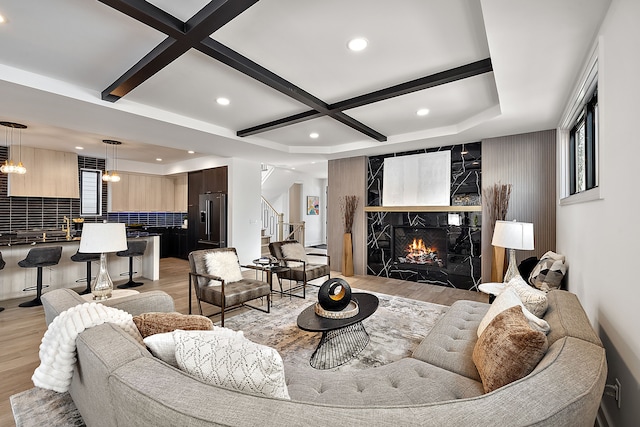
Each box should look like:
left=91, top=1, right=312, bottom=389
left=188, top=247, right=270, bottom=326
left=268, top=240, right=330, bottom=299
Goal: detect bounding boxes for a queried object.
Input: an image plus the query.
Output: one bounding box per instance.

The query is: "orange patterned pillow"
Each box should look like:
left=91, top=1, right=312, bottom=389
left=133, top=312, right=213, bottom=338
left=473, top=305, right=548, bottom=393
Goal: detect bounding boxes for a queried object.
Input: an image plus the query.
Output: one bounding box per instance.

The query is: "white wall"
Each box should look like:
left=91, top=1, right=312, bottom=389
left=227, top=158, right=262, bottom=265
left=556, top=0, right=640, bottom=423
left=262, top=168, right=327, bottom=247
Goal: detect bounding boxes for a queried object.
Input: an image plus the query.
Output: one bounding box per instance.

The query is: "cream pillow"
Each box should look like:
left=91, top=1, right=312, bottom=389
left=174, top=330, right=289, bottom=400
left=204, top=251, right=243, bottom=286
left=281, top=243, right=308, bottom=268
left=507, top=275, right=548, bottom=318
left=144, top=327, right=244, bottom=367
left=477, top=287, right=550, bottom=337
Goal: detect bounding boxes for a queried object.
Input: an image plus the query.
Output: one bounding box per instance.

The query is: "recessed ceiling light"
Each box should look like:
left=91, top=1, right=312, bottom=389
left=156, top=158, right=162, bottom=162
left=216, top=97, right=230, bottom=106
left=348, top=37, right=368, bottom=52
left=309, top=132, right=319, bottom=139
left=187, top=150, right=195, bottom=154
left=417, top=108, right=430, bottom=116
left=75, top=146, right=84, bottom=150
left=0, top=15, right=6, bottom=24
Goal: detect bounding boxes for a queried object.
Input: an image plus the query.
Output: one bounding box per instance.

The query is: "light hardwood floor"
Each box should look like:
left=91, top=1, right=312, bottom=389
left=0, top=256, right=487, bottom=426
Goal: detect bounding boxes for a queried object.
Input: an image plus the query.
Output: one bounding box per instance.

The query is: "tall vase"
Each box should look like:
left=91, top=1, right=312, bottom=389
left=342, top=232, right=354, bottom=277
left=491, top=246, right=506, bottom=283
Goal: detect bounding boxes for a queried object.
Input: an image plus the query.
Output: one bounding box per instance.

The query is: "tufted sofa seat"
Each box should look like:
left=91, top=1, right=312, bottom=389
left=41, top=288, right=606, bottom=427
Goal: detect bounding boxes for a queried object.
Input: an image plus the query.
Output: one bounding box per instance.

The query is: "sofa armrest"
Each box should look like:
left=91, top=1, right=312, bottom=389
left=41, top=288, right=175, bottom=325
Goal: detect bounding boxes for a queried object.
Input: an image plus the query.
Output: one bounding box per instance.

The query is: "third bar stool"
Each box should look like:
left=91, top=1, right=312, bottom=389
left=117, top=240, right=147, bottom=289
left=18, top=246, right=62, bottom=307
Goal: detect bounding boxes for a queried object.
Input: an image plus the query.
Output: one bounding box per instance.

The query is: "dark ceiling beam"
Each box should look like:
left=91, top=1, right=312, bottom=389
left=197, top=39, right=386, bottom=141
left=238, top=58, right=493, bottom=137
left=100, top=0, right=258, bottom=101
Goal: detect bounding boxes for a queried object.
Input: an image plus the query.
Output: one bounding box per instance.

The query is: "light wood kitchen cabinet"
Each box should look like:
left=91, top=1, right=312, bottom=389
left=108, top=172, right=182, bottom=212
left=8, top=147, right=79, bottom=198
left=173, top=173, right=187, bottom=212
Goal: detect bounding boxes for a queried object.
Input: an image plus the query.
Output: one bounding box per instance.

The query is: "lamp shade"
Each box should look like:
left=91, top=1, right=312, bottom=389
left=79, top=223, right=127, bottom=253
left=491, top=220, right=534, bottom=250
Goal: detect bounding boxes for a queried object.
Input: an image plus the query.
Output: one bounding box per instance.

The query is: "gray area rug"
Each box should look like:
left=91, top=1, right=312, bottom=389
left=225, top=286, right=448, bottom=371
left=10, top=287, right=447, bottom=425
left=10, top=387, right=84, bottom=427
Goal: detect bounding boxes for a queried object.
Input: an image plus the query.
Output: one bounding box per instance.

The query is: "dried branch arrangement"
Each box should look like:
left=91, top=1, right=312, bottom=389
left=483, top=182, right=512, bottom=226
left=340, top=195, right=359, bottom=234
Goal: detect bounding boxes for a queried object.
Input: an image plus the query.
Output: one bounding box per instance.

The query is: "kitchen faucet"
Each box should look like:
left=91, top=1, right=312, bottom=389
left=63, top=216, right=72, bottom=240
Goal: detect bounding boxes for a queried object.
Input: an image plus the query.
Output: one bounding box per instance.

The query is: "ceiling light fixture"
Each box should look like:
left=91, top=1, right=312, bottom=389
left=102, top=139, right=122, bottom=183
left=0, top=122, right=27, bottom=175
left=216, top=97, right=230, bottom=106
left=348, top=37, right=368, bottom=52
left=309, top=132, right=319, bottom=139
left=0, top=14, right=5, bottom=24
left=187, top=150, right=195, bottom=154
left=156, top=158, right=162, bottom=162
left=75, top=146, right=84, bottom=150
left=416, top=108, right=430, bottom=117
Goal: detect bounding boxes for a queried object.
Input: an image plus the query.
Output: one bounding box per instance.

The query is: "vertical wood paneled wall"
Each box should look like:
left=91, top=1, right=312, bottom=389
left=481, top=129, right=557, bottom=282
left=327, top=157, right=367, bottom=275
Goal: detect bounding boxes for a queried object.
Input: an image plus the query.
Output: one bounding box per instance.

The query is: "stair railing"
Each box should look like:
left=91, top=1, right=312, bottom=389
left=261, top=196, right=305, bottom=246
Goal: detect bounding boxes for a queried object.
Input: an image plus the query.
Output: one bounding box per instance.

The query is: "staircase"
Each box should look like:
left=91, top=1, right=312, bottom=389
left=261, top=228, right=271, bottom=257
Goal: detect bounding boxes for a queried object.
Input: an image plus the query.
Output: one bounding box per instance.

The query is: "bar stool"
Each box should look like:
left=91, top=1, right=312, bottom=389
left=0, top=252, right=5, bottom=313
left=70, top=250, right=101, bottom=295
left=18, top=246, right=62, bottom=307
left=117, top=240, right=147, bottom=289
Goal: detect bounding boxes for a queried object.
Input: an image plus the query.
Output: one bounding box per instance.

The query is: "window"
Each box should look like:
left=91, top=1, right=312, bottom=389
left=80, top=169, right=102, bottom=216
left=569, top=89, right=598, bottom=195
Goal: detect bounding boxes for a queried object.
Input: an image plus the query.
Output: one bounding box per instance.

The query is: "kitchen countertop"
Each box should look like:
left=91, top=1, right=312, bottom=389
left=0, top=232, right=161, bottom=247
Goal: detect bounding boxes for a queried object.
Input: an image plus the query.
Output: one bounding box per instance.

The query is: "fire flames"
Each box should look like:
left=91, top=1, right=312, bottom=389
left=400, top=238, right=443, bottom=266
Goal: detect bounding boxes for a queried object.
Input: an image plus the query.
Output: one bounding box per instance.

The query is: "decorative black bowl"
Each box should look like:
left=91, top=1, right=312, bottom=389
left=317, top=278, right=352, bottom=311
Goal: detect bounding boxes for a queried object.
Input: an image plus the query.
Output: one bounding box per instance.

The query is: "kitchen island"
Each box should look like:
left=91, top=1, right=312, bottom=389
left=0, top=233, right=159, bottom=302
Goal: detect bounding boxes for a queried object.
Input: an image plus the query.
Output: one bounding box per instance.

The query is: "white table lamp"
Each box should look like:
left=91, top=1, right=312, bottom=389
left=79, top=222, right=128, bottom=300
left=491, top=220, right=534, bottom=283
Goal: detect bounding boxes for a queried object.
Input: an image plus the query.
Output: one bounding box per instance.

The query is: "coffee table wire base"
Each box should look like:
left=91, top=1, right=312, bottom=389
left=309, top=321, right=370, bottom=369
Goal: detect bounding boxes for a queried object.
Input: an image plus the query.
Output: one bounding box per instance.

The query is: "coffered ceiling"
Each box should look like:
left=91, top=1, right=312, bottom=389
left=0, top=0, right=610, bottom=177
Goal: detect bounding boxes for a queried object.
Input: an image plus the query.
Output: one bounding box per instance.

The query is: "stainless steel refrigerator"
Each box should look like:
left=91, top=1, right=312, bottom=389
left=198, top=192, right=227, bottom=249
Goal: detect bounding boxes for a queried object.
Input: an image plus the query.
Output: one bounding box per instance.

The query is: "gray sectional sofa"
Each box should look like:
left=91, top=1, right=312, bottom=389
left=41, top=288, right=606, bottom=427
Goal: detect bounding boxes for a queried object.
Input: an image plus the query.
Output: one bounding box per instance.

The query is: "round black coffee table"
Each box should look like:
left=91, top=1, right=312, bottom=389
left=297, top=293, right=379, bottom=369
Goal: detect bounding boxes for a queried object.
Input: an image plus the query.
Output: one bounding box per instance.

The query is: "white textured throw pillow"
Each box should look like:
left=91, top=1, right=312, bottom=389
left=144, top=327, right=244, bottom=368
left=174, top=330, right=290, bottom=400
left=204, top=251, right=243, bottom=286
left=507, top=275, right=549, bottom=318
left=477, top=287, right=550, bottom=337
left=280, top=243, right=308, bottom=268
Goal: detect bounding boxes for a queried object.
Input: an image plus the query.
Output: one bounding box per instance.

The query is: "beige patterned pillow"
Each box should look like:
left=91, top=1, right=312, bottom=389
left=281, top=243, right=308, bottom=268
left=133, top=312, right=213, bottom=338
left=507, top=275, right=548, bottom=317
left=477, top=288, right=550, bottom=337
left=174, top=330, right=290, bottom=399
left=473, top=305, right=549, bottom=393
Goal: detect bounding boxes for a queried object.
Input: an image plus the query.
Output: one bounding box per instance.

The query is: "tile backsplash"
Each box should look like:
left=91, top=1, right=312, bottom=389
left=0, top=148, right=185, bottom=233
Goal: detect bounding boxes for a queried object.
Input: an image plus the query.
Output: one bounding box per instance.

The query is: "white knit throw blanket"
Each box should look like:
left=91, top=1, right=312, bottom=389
left=32, top=302, right=144, bottom=393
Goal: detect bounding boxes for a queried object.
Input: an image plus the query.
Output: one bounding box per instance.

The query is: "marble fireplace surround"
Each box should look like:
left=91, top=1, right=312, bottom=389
left=365, top=143, right=482, bottom=291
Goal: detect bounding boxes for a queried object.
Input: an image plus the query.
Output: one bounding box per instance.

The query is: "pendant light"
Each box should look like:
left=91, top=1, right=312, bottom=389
left=0, top=121, right=27, bottom=174
left=102, top=139, right=122, bottom=182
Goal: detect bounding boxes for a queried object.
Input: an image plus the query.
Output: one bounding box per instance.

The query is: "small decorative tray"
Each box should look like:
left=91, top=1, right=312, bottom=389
left=314, top=301, right=359, bottom=319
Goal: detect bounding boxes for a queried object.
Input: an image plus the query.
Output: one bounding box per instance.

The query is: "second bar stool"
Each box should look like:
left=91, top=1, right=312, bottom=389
left=70, top=250, right=101, bottom=295
left=18, top=246, right=62, bottom=307
left=117, top=240, right=147, bottom=289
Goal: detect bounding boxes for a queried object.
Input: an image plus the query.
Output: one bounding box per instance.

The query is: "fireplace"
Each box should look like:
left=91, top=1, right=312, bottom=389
left=392, top=226, right=447, bottom=268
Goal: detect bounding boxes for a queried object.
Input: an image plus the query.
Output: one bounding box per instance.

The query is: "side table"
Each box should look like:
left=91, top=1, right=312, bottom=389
left=478, top=282, right=506, bottom=303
